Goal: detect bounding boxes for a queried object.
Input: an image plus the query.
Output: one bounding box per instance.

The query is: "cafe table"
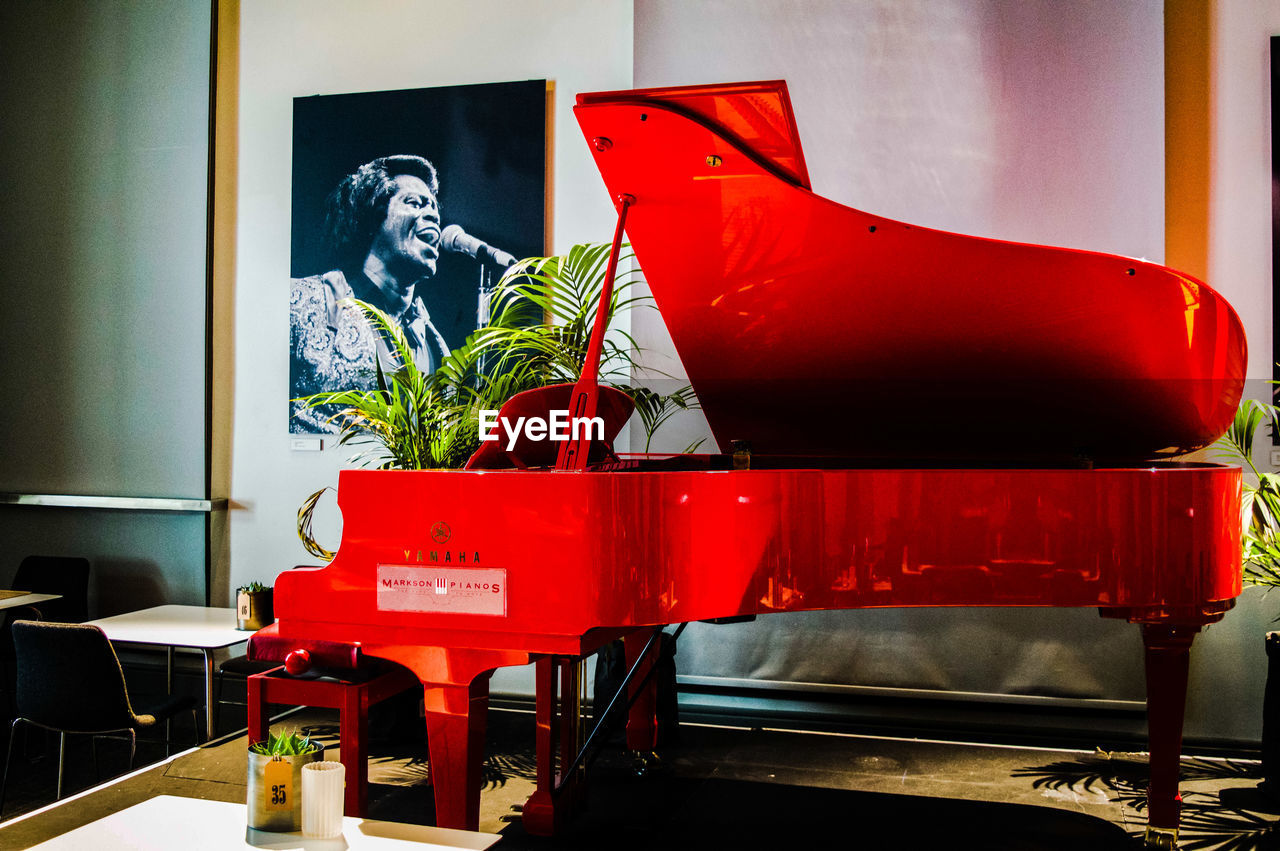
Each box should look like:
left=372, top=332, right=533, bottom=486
left=0, top=589, right=61, bottom=610
left=28, top=795, right=500, bottom=849
left=85, top=604, right=249, bottom=740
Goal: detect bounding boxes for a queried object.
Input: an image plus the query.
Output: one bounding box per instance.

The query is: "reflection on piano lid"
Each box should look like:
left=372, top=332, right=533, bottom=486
left=573, top=80, right=1246, bottom=462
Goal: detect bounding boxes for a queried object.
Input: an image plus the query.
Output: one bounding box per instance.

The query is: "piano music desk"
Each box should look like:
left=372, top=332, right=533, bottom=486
left=246, top=664, right=419, bottom=817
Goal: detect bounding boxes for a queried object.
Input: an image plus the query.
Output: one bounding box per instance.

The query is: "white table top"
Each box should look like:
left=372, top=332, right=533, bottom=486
left=85, top=604, right=248, bottom=649
left=0, top=591, right=60, bottom=612
left=29, top=795, right=500, bottom=850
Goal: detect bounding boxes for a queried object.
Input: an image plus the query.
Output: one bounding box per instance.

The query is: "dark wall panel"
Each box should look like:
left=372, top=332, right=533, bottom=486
left=0, top=0, right=211, bottom=611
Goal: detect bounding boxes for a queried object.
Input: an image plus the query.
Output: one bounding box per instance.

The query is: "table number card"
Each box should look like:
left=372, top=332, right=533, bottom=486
left=263, top=757, right=292, bottom=812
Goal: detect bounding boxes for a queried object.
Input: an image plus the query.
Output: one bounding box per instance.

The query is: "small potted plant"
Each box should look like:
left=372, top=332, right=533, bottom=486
left=246, top=730, right=322, bottom=831
left=236, top=581, right=275, bottom=631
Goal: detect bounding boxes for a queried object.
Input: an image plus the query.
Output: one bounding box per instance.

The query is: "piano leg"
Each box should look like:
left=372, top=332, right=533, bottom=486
left=624, top=629, right=660, bottom=753
left=373, top=646, right=529, bottom=832
left=1140, top=623, right=1200, bottom=850
left=524, top=655, right=586, bottom=836
left=422, top=674, right=492, bottom=831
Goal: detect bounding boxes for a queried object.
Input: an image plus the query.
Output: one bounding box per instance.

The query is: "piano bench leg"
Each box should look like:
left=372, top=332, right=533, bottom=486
left=1141, top=623, right=1199, bottom=845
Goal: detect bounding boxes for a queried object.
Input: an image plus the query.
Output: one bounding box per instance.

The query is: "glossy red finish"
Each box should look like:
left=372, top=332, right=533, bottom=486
left=265, top=82, right=1250, bottom=838
left=279, top=464, right=1241, bottom=642
left=573, top=83, right=1246, bottom=461
left=463, top=384, right=633, bottom=470
left=556, top=193, right=634, bottom=471
left=576, top=81, right=812, bottom=189
left=283, top=648, right=311, bottom=676
left=247, top=665, right=418, bottom=818
left=271, top=460, right=1241, bottom=832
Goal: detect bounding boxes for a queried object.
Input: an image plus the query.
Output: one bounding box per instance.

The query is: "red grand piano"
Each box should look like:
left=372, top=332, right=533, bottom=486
left=261, top=82, right=1245, bottom=848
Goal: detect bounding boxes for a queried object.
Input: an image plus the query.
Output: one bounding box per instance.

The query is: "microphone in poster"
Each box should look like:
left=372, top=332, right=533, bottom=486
left=441, top=224, right=517, bottom=268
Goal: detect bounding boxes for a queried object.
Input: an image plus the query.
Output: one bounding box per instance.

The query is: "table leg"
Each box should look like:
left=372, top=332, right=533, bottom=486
left=203, top=649, right=215, bottom=742
left=166, top=646, right=175, bottom=750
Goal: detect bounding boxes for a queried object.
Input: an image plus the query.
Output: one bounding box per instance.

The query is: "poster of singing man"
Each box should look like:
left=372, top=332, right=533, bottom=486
left=288, top=79, right=547, bottom=434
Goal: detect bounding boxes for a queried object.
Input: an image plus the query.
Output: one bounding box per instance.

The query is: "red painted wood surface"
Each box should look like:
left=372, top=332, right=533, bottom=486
left=266, top=82, right=1249, bottom=839
left=574, top=81, right=1245, bottom=461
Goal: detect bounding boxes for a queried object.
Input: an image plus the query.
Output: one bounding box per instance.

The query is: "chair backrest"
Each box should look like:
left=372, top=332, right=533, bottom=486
left=13, top=556, right=90, bottom=622
left=10, top=620, right=138, bottom=733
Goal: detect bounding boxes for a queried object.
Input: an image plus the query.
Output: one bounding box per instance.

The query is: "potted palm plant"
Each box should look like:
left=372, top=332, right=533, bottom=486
left=294, top=242, right=700, bottom=553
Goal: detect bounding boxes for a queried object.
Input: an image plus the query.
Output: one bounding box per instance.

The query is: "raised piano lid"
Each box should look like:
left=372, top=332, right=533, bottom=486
left=576, top=80, right=812, bottom=189
left=573, top=82, right=1247, bottom=462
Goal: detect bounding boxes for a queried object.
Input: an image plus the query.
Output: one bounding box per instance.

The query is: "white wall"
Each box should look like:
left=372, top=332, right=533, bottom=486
left=0, top=0, right=211, bottom=611
left=630, top=0, right=1167, bottom=453
left=1212, top=0, right=1279, bottom=383
left=229, top=1, right=633, bottom=599
left=1186, top=0, right=1280, bottom=743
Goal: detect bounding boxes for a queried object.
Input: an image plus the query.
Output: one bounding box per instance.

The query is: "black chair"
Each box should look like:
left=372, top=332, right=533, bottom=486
left=212, top=654, right=279, bottom=736
left=1, top=557, right=89, bottom=720
left=0, top=621, right=196, bottom=810
left=211, top=566, right=314, bottom=736
left=12, top=556, right=91, bottom=623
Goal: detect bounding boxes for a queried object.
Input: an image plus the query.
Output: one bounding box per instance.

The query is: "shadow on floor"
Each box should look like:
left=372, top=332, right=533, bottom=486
left=1016, top=751, right=1278, bottom=850
left=7, top=705, right=1280, bottom=850
left=489, top=777, right=1136, bottom=850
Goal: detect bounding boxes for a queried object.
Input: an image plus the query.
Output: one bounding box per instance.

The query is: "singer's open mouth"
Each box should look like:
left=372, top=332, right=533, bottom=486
left=414, top=226, right=441, bottom=251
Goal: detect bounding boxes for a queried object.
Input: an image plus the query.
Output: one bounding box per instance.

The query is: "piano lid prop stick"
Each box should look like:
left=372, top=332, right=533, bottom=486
left=556, top=622, right=687, bottom=791
left=555, top=193, right=635, bottom=471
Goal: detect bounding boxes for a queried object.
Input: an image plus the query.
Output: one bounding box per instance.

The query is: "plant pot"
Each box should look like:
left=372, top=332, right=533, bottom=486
left=237, top=589, right=275, bottom=631
left=246, top=748, right=322, bottom=831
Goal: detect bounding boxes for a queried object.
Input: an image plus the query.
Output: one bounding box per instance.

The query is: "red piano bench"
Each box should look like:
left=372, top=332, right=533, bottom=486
left=246, top=662, right=420, bottom=818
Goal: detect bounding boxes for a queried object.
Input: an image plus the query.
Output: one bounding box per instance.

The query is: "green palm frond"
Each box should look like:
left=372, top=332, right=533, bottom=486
left=1215, top=397, right=1280, bottom=589
left=292, top=243, right=705, bottom=558
left=616, top=384, right=702, bottom=452
left=1212, top=398, right=1272, bottom=478
left=486, top=242, right=647, bottom=382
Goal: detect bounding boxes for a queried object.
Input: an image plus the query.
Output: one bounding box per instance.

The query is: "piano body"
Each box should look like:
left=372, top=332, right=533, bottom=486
left=263, top=82, right=1246, bottom=847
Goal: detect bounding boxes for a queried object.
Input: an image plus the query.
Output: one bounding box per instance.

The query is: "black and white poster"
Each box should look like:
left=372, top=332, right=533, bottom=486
left=288, top=79, right=547, bottom=434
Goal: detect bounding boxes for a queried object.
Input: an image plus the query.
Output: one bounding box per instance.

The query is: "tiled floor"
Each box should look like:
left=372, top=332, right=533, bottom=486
left=0, top=703, right=1275, bottom=849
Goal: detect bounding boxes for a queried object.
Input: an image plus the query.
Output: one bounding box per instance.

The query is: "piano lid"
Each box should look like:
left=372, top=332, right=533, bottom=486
left=573, top=82, right=1246, bottom=462
left=576, top=80, right=810, bottom=189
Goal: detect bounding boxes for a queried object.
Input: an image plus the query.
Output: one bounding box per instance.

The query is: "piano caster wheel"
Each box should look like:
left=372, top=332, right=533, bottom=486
left=1143, top=826, right=1178, bottom=849
left=629, top=750, right=664, bottom=778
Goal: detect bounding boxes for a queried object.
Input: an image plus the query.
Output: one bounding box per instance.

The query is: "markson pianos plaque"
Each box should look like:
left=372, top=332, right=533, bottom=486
left=376, top=565, right=507, bottom=616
